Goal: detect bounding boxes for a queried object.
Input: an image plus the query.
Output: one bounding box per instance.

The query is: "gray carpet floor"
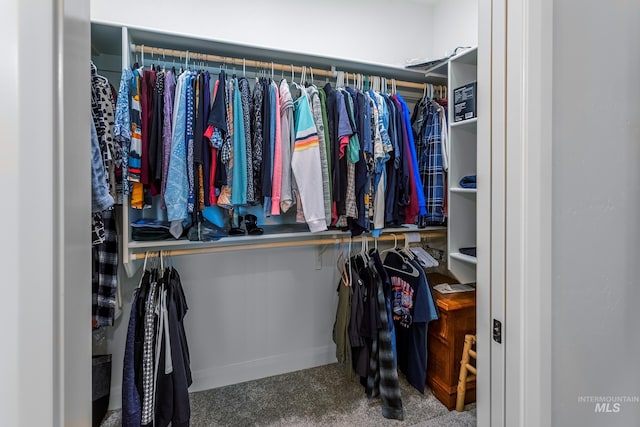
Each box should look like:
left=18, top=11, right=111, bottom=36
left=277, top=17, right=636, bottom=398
left=101, top=363, right=476, bottom=426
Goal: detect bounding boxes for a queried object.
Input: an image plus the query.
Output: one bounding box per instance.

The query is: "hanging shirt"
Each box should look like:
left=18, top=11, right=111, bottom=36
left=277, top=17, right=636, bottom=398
left=202, top=72, right=212, bottom=206
left=115, top=68, right=133, bottom=197
left=292, top=92, right=328, bottom=233
left=185, top=72, right=196, bottom=214
left=324, top=83, right=343, bottom=220
left=239, top=78, right=254, bottom=203
left=91, top=63, right=118, bottom=201
left=368, top=251, right=405, bottom=420
left=161, top=70, right=176, bottom=209
left=149, top=71, right=165, bottom=196
left=383, top=252, right=438, bottom=394
left=342, top=90, right=359, bottom=221
left=207, top=80, right=221, bottom=206
left=307, top=85, right=332, bottom=225
left=122, top=289, right=141, bottom=427
left=251, top=78, right=264, bottom=201
left=346, top=88, right=369, bottom=234
left=231, top=78, right=248, bottom=206
left=261, top=79, right=274, bottom=213
left=383, top=95, right=400, bottom=225
left=165, top=71, right=189, bottom=233
left=193, top=73, right=205, bottom=212
left=91, top=118, right=115, bottom=213
left=317, top=88, right=333, bottom=203
left=206, top=70, right=228, bottom=133
left=369, top=91, right=392, bottom=171
left=396, top=94, right=427, bottom=222
left=129, top=70, right=145, bottom=209
left=280, top=80, right=295, bottom=213
left=270, top=80, right=282, bottom=214
left=140, top=69, right=156, bottom=188
left=217, top=79, right=235, bottom=208
left=423, top=106, right=445, bottom=224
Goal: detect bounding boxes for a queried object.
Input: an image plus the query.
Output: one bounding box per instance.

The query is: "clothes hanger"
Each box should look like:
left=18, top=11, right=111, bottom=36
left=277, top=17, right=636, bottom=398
left=384, top=245, right=420, bottom=277
left=401, top=235, right=416, bottom=260
left=380, top=233, right=399, bottom=258
left=411, top=246, right=439, bottom=268
left=360, top=234, right=370, bottom=262
left=380, top=234, right=420, bottom=277
left=138, top=251, right=151, bottom=290
left=336, top=243, right=349, bottom=287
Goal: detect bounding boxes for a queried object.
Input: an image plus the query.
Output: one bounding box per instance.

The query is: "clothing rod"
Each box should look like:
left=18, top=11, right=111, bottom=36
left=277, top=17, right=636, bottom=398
left=130, top=230, right=442, bottom=260
left=131, top=44, right=432, bottom=91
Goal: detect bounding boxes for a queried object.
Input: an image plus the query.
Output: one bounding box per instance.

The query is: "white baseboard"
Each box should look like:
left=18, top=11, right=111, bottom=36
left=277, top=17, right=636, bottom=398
left=108, top=344, right=336, bottom=410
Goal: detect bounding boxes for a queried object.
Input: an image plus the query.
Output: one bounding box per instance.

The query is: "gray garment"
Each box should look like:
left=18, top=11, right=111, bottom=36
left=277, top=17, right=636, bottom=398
left=307, top=86, right=332, bottom=225
left=279, top=80, right=295, bottom=212
left=91, top=118, right=115, bottom=213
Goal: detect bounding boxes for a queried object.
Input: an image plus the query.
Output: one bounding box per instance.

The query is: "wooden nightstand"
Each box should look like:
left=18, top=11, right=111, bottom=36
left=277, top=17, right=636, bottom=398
left=425, top=273, right=476, bottom=410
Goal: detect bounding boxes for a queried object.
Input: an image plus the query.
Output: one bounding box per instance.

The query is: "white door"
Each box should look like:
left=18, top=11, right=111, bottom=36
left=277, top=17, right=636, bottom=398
left=479, top=0, right=555, bottom=425
left=476, top=1, right=502, bottom=426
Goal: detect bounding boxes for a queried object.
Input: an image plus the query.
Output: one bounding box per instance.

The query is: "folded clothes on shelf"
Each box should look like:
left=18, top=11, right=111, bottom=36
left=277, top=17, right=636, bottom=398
left=459, top=247, right=476, bottom=257
left=459, top=175, right=476, bottom=189
left=130, top=218, right=172, bottom=241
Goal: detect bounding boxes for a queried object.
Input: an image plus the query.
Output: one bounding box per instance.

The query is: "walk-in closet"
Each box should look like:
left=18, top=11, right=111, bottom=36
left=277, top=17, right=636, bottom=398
left=89, top=1, right=483, bottom=425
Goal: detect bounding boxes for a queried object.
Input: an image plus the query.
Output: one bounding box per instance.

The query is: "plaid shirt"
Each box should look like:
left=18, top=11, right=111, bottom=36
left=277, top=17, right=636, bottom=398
left=367, top=252, right=404, bottom=420
left=417, top=104, right=445, bottom=224
left=92, top=208, right=118, bottom=328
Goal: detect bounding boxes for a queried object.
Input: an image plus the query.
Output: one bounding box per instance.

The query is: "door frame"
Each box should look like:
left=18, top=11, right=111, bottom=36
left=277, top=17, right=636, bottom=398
left=503, top=0, right=554, bottom=425
left=478, top=0, right=553, bottom=426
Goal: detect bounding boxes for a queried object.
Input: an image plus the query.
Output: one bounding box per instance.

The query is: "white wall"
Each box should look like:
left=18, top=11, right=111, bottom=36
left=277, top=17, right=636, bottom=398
left=430, top=0, right=478, bottom=58
left=552, top=1, right=640, bottom=425
left=91, top=0, right=436, bottom=68
left=1, top=0, right=91, bottom=426
left=107, top=246, right=341, bottom=409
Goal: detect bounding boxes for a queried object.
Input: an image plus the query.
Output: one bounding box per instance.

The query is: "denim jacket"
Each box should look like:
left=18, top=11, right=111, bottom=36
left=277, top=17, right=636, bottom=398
left=91, top=118, right=115, bottom=213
